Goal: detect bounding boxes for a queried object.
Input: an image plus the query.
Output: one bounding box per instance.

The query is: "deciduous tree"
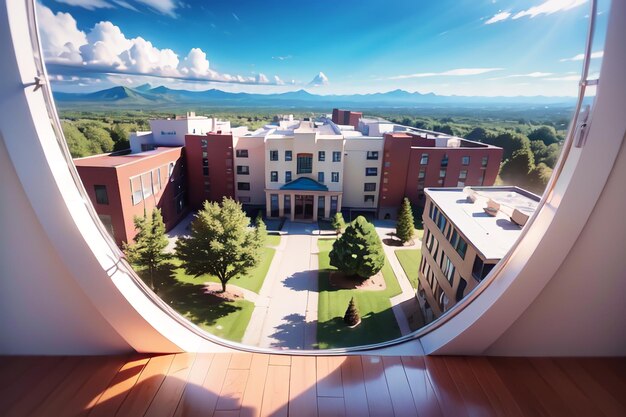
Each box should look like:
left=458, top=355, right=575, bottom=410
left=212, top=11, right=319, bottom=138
left=176, top=198, right=261, bottom=292
left=331, top=212, right=346, bottom=235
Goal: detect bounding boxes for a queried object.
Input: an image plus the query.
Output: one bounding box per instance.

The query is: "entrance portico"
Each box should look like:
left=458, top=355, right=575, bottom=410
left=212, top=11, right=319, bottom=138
left=265, top=178, right=342, bottom=221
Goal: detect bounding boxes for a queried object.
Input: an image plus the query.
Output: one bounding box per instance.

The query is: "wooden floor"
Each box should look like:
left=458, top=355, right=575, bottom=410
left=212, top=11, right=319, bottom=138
left=0, top=354, right=625, bottom=417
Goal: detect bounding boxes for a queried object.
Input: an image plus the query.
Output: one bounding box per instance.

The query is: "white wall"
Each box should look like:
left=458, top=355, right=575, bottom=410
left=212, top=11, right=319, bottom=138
left=343, top=138, right=384, bottom=208
left=233, top=135, right=266, bottom=205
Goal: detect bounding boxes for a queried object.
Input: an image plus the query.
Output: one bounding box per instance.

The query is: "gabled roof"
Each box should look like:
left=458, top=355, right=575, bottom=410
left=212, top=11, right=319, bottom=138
left=280, top=177, right=328, bottom=192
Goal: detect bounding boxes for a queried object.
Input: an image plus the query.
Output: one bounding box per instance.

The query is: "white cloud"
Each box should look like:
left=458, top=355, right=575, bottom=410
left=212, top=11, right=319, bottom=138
left=545, top=72, right=598, bottom=81
left=485, top=11, right=511, bottom=24
left=55, top=0, right=113, bottom=10
left=111, top=0, right=139, bottom=11
left=232, top=12, right=240, bottom=21
left=272, top=55, right=292, bottom=61
left=387, top=68, right=503, bottom=80
left=178, top=48, right=210, bottom=77
left=560, top=50, right=604, bottom=61
left=134, top=0, right=179, bottom=17
left=489, top=72, right=553, bottom=79
left=38, top=4, right=285, bottom=86
left=513, top=0, right=587, bottom=20
left=308, top=72, right=329, bottom=86
left=36, top=3, right=87, bottom=64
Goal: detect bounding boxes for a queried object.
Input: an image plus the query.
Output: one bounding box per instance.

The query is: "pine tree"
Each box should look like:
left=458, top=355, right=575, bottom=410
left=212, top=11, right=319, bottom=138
left=329, top=216, right=385, bottom=280
left=396, top=197, right=415, bottom=244
left=331, top=212, right=345, bottom=235
left=124, top=208, right=170, bottom=292
left=254, top=213, right=268, bottom=245
left=344, top=297, right=361, bottom=327
left=176, top=198, right=262, bottom=292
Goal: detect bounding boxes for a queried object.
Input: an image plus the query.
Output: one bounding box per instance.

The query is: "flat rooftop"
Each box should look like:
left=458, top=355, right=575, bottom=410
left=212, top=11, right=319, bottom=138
left=425, top=186, right=540, bottom=260
left=73, top=147, right=182, bottom=168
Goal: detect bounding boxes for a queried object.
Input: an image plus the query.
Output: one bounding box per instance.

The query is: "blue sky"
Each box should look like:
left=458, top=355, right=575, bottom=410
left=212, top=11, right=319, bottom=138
left=39, top=0, right=609, bottom=96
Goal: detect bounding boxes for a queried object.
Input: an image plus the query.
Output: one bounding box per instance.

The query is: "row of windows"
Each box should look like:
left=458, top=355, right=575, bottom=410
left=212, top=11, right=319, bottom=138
left=129, top=162, right=175, bottom=206
left=420, top=154, right=489, bottom=167
left=269, top=150, right=343, bottom=162
left=428, top=202, right=468, bottom=259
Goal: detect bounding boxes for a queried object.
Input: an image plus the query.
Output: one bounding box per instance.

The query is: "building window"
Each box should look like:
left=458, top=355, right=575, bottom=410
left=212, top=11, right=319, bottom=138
left=237, top=165, right=250, bottom=175
left=237, top=182, right=250, bottom=190
left=437, top=212, right=447, bottom=232
left=239, top=196, right=251, bottom=203
left=418, top=168, right=426, bottom=179
left=332, top=151, right=341, bottom=162
left=285, top=150, right=292, bottom=161
left=472, top=256, right=495, bottom=281
left=203, top=167, right=209, bottom=176
left=297, top=153, right=313, bottom=174
left=285, top=171, right=292, bottom=182
left=236, top=149, right=248, bottom=158
left=441, top=154, right=449, bottom=167
left=318, top=151, right=325, bottom=161
left=478, top=171, right=485, bottom=186
left=94, top=185, right=108, bottom=205
left=482, top=156, right=489, bottom=167
left=141, top=172, right=152, bottom=198
left=420, top=153, right=429, bottom=165
left=330, top=195, right=338, bottom=216
left=331, top=172, right=339, bottom=182
left=270, top=194, right=279, bottom=217
left=439, top=169, right=447, bottom=178
left=141, top=143, right=154, bottom=152
left=284, top=195, right=291, bottom=215
left=270, top=150, right=279, bottom=161
left=201, top=139, right=208, bottom=148
left=364, top=183, right=376, bottom=192
left=365, top=167, right=378, bottom=176
left=168, top=162, right=175, bottom=181
left=318, top=172, right=324, bottom=183
left=367, top=151, right=379, bottom=160
left=318, top=196, right=325, bottom=218
left=270, top=171, right=278, bottom=182
left=202, top=158, right=209, bottom=167
left=204, top=181, right=210, bottom=193
left=462, top=156, right=470, bottom=165
left=175, top=192, right=186, bottom=214
left=442, top=255, right=455, bottom=285
left=364, top=195, right=375, bottom=203
left=152, top=169, right=161, bottom=194
left=459, top=169, right=467, bottom=179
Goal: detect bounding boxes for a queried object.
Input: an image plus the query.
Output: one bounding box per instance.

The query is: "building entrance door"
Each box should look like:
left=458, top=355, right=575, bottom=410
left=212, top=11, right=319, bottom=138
left=294, top=195, right=314, bottom=220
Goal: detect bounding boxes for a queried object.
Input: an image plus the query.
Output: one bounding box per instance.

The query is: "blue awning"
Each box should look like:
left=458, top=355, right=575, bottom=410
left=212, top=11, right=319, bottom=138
left=280, top=177, right=328, bottom=192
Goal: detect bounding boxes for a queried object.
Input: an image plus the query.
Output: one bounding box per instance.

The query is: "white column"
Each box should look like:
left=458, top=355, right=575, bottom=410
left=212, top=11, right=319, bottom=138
left=265, top=192, right=272, bottom=218
left=324, top=195, right=330, bottom=218
left=278, top=193, right=284, bottom=218
left=291, top=194, right=296, bottom=221
left=313, top=194, right=319, bottom=220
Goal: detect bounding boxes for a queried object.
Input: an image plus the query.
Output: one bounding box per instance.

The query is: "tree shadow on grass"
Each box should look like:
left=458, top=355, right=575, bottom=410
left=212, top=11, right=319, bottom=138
left=315, top=307, right=401, bottom=349
left=268, top=313, right=308, bottom=350
left=137, top=262, right=243, bottom=328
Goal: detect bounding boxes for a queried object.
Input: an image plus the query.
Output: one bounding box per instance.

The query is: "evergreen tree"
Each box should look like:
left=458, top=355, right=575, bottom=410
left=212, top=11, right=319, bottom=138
left=254, top=213, right=268, bottom=245
left=329, top=216, right=385, bottom=280
left=344, top=297, right=361, bottom=327
left=331, top=212, right=346, bottom=235
left=396, top=198, right=415, bottom=244
left=124, top=208, right=169, bottom=292
left=176, top=198, right=261, bottom=292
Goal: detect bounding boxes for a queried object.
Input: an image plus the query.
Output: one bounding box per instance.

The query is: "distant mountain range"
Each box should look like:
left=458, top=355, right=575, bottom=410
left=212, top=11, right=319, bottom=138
left=52, top=84, right=579, bottom=109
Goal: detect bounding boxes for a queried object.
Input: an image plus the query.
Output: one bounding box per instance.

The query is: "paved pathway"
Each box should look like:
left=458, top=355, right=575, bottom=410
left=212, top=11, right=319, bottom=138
left=374, top=220, right=422, bottom=336
left=242, top=221, right=319, bottom=349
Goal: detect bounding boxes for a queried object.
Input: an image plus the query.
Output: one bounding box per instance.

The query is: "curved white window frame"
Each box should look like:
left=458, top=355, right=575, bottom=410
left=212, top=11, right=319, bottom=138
left=1, top=0, right=623, bottom=355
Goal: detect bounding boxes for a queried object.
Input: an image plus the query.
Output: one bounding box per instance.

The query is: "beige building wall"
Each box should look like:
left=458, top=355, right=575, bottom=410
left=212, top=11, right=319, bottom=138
left=233, top=135, right=265, bottom=205
left=418, top=196, right=495, bottom=320
left=343, top=137, right=384, bottom=209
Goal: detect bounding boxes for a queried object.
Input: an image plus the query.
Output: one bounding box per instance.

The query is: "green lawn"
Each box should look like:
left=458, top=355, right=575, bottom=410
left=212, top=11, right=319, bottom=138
left=395, top=249, right=422, bottom=289
left=132, top=237, right=277, bottom=343
left=266, top=234, right=281, bottom=248
left=316, top=238, right=403, bottom=349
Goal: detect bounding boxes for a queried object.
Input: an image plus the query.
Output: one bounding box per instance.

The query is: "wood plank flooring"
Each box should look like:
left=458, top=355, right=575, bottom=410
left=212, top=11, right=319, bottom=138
left=0, top=354, right=624, bottom=417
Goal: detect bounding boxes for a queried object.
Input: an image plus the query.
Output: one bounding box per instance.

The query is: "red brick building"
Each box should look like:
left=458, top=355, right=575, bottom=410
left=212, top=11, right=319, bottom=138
left=378, top=132, right=503, bottom=219
left=332, top=109, right=362, bottom=130
left=185, top=133, right=235, bottom=210
left=74, top=147, right=188, bottom=246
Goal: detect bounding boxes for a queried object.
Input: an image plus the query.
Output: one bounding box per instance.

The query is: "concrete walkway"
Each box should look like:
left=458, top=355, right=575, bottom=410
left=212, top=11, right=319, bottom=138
left=374, top=220, right=421, bottom=336
left=242, top=221, right=319, bottom=350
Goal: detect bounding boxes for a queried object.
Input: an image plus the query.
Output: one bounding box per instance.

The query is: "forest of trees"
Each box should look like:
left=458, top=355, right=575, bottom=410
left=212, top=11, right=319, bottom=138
left=61, top=109, right=566, bottom=195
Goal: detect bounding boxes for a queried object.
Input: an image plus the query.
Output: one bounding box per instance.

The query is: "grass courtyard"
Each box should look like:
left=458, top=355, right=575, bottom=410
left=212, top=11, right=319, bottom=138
left=134, top=236, right=277, bottom=343
left=316, top=238, right=403, bottom=349
left=395, top=249, right=422, bottom=289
